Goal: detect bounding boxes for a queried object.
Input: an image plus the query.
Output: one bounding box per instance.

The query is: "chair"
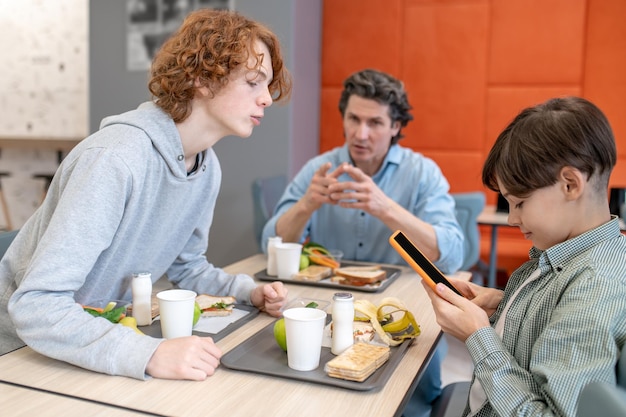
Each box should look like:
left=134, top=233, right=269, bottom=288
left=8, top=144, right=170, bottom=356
left=577, top=343, right=626, bottom=417
left=0, top=171, right=12, bottom=230
left=452, top=192, right=486, bottom=271
left=252, top=174, right=287, bottom=250
left=0, top=229, right=19, bottom=260
left=430, top=380, right=471, bottom=417
left=577, top=382, right=626, bottom=417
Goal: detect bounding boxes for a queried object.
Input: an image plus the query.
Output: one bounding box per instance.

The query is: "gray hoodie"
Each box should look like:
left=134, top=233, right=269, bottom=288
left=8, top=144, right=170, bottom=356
left=0, top=102, right=257, bottom=379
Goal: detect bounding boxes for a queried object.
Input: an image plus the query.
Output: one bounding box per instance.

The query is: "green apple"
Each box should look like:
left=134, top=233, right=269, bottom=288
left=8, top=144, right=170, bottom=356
left=193, top=302, right=201, bottom=327
left=299, top=254, right=310, bottom=270
left=273, top=302, right=317, bottom=352
left=273, top=318, right=287, bottom=351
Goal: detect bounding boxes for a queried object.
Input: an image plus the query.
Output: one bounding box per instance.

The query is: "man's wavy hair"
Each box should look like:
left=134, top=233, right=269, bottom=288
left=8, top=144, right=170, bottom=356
left=148, top=9, right=292, bottom=123
left=338, top=69, right=413, bottom=145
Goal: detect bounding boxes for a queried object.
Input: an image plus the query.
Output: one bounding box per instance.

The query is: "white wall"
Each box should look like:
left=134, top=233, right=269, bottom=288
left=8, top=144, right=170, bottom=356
left=0, top=0, right=322, bottom=267
left=0, top=0, right=88, bottom=230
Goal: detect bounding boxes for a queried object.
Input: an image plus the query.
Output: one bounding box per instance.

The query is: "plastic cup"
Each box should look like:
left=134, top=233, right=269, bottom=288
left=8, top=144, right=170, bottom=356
left=274, top=243, right=303, bottom=279
left=156, top=289, right=197, bottom=339
left=283, top=307, right=327, bottom=371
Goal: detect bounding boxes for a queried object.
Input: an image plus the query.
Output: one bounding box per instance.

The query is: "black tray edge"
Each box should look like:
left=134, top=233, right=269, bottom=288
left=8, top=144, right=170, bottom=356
left=254, top=261, right=402, bottom=293
left=220, top=317, right=413, bottom=391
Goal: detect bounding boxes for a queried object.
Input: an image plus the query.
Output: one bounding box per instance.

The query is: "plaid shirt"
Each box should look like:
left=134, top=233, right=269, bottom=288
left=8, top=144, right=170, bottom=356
left=464, top=217, right=626, bottom=417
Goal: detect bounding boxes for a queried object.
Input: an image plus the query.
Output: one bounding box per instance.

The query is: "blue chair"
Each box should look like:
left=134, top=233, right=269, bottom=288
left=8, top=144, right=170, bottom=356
left=0, top=229, right=19, bottom=260
left=577, top=343, right=626, bottom=417
left=430, top=380, right=471, bottom=417
left=452, top=192, right=486, bottom=272
left=252, top=174, right=287, bottom=250
left=577, top=382, right=626, bottom=417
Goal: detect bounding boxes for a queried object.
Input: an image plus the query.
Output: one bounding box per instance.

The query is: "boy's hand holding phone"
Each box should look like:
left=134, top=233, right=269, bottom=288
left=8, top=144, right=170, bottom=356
left=389, top=230, right=464, bottom=297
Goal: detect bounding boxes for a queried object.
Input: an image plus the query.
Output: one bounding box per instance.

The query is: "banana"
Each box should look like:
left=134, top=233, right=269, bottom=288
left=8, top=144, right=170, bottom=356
left=353, top=298, right=420, bottom=346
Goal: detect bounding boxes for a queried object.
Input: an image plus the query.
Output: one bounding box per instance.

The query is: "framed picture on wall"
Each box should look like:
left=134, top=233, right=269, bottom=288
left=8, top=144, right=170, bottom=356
left=126, top=0, right=233, bottom=72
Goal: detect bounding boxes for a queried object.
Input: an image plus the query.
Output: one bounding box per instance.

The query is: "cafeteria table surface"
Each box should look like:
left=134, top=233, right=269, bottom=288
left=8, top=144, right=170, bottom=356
left=0, top=253, right=470, bottom=417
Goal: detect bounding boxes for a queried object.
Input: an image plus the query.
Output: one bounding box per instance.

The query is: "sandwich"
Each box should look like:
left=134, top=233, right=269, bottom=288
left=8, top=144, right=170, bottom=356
left=329, top=320, right=376, bottom=343
left=196, top=294, right=236, bottom=317
left=293, top=265, right=332, bottom=282
left=331, top=265, right=386, bottom=286
left=325, top=342, right=390, bottom=382
left=353, top=321, right=376, bottom=342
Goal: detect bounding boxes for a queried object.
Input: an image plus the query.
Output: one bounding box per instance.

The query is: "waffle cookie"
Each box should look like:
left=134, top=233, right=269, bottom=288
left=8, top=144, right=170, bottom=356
left=325, top=342, right=390, bottom=382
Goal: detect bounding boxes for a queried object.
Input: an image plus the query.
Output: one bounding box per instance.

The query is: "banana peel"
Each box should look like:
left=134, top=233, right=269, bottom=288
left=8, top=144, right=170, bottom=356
left=354, top=297, right=420, bottom=346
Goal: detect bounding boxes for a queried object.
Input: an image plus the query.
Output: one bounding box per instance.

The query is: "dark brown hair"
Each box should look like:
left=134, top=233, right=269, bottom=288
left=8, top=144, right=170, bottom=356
left=148, top=9, right=292, bottom=123
left=482, top=96, right=616, bottom=197
left=338, top=69, right=413, bottom=145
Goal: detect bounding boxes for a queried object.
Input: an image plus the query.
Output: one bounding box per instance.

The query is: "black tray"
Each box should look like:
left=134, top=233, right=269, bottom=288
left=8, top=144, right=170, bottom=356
left=254, top=261, right=401, bottom=293
left=221, top=317, right=413, bottom=391
left=140, top=304, right=259, bottom=342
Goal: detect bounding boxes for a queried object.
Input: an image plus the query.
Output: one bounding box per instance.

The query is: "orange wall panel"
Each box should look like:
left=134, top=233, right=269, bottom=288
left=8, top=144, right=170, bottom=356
left=610, top=161, right=626, bottom=188
left=321, top=0, right=403, bottom=86
left=583, top=0, right=626, bottom=170
left=319, top=87, right=343, bottom=153
left=401, top=2, right=489, bottom=153
left=422, top=151, right=485, bottom=193
left=488, top=0, right=586, bottom=84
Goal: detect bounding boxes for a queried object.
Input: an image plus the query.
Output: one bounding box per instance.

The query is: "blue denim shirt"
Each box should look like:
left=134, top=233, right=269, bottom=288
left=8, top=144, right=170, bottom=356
left=261, top=144, right=463, bottom=274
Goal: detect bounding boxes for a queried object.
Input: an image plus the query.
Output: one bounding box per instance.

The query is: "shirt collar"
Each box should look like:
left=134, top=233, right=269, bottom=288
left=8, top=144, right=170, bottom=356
left=530, top=216, right=623, bottom=272
left=374, top=144, right=402, bottom=181
left=385, top=144, right=402, bottom=164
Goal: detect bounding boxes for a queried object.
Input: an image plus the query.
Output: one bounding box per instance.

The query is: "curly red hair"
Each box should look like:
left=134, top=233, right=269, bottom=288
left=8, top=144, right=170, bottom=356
left=148, top=9, right=292, bottom=123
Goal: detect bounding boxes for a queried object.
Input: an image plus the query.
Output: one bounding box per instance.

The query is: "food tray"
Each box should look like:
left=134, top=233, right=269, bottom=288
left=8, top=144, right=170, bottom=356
left=220, top=317, right=413, bottom=391
left=140, top=304, right=258, bottom=342
left=254, top=261, right=401, bottom=293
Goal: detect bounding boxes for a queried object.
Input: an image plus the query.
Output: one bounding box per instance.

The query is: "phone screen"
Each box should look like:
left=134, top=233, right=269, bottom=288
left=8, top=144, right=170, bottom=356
left=389, top=230, right=464, bottom=297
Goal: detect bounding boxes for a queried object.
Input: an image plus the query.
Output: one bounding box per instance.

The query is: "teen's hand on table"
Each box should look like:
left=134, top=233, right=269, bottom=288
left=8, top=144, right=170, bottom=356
left=328, top=163, right=391, bottom=217
left=146, top=336, right=222, bottom=380
left=251, top=281, right=287, bottom=317
left=448, top=278, right=504, bottom=317
left=422, top=280, right=491, bottom=342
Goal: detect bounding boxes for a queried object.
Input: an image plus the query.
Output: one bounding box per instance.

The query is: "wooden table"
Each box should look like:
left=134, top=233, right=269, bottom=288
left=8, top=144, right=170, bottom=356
left=0, top=254, right=462, bottom=417
left=0, top=381, right=154, bottom=416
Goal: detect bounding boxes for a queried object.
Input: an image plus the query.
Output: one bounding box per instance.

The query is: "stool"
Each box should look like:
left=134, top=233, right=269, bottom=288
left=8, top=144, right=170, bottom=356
left=0, top=172, right=12, bottom=231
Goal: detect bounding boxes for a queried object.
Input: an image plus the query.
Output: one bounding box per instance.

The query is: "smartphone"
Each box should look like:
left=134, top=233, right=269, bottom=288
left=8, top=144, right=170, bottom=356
left=389, top=230, right=464, bottom=297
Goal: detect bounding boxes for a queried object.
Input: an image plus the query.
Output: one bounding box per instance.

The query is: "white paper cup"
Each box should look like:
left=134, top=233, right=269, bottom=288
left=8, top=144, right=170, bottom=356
left=274, top=242, right=303, bottom=279
left=283, top=307, right=327, bottom=371
left=156, top=289, right=197, bottom=339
